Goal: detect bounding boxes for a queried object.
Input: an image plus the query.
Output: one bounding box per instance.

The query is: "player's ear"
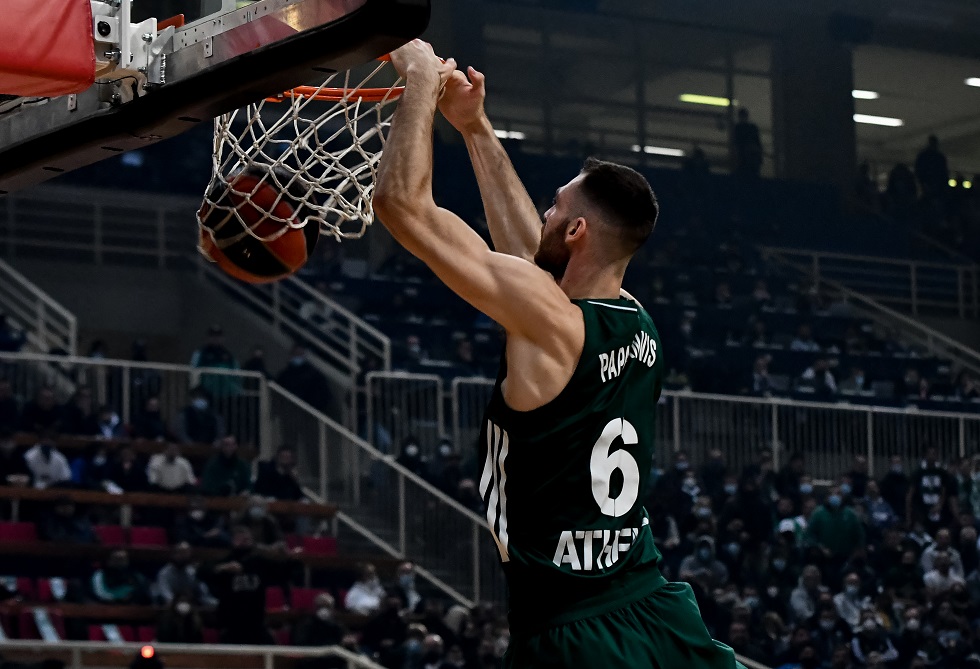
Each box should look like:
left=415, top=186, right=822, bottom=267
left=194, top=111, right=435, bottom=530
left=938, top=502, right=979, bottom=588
left=565, top=217, right=587, bottom=242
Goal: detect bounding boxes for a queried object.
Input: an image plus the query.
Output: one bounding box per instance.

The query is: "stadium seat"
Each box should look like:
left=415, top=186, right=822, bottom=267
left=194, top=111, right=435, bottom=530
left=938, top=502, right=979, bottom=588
left=290, top=587, right=324, bottom=613
left=35, top=577, right=69, bottom=603
left=0, top=522, right=38, bottom=542
left=88, top=624, right=133, bottom=642
left=137, top=625, right=156, bottom=642
left=15, top=577, right=34, bottom=600
left=19, top=608, right=65, bottom=641
left=301, top=536, right=337, bottom=556
left=285, top=534, right=302, bottom=550
left=265, top=586, right=287, bottom=612
left=94, top=525, right=126, bottom=546
left=129, top=526, right=168, bottom=547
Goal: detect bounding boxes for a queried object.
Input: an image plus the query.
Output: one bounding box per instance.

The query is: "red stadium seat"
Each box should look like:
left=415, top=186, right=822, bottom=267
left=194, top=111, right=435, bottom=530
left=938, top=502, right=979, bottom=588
left=19, top=607, right=65, bottom=640
left=94, top=525, right=126, bottom=546
left=137, top=625, right=156, bottom=642
left=15, top=577, right=34, bottom=600
left=272, top=627, right=291, bottom=646
left=285, top=534, right=302, bottom=550
left=301, top=536, right=337, bottom=556
left=202, top=628, right=220, bottom=644
left=0, top=522, right=38, bottom=542
left=89, top=623, right=135, bottom=642
left=129, top=526, right=168, bottom=547
left=265, top=586, right=286, bottom=612
left=34, top=578, right=68, bottom=603
left=290, top=587, right=324, bottom=613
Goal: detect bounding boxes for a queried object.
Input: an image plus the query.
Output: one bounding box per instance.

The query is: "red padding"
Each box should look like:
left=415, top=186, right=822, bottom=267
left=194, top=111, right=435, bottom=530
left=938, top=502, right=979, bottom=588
left=0, top=0, right=95, bottom=96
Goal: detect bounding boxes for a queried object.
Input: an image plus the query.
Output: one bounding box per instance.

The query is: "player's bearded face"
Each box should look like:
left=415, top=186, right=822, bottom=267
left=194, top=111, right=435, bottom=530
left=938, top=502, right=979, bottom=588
left=534, top=215, right=572, bottom=279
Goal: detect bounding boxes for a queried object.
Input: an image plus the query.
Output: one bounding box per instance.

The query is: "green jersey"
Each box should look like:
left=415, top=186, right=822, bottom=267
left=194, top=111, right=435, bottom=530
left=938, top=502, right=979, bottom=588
left=478, top=297, right=665, bottom=634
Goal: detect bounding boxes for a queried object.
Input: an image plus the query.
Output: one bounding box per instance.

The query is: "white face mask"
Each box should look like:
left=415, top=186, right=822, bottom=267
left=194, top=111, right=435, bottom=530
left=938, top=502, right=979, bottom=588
left=176, top=602, right=192, bottom=616
left=316, top=607, right=333, bottom=621
left=190, top=509, right=206, bottom=521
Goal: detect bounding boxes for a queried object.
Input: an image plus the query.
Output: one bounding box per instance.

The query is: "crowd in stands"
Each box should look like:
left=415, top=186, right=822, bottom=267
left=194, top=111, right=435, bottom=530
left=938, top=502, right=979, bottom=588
left=649, top=444, right=980, bottom=669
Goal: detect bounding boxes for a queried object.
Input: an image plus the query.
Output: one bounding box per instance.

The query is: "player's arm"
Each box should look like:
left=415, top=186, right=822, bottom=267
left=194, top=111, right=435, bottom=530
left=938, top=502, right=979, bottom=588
left=374, top=42, right=581, bottom=348
left=439, top=68, right=541, bottom=262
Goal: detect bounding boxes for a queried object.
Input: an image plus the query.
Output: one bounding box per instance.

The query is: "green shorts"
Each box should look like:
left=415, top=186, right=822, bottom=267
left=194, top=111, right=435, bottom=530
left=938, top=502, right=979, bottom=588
left=503, top=581, right=743, bottom=669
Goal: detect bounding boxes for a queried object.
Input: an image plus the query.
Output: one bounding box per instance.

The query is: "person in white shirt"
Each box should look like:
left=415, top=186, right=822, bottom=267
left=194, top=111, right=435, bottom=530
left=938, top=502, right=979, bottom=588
left=343, top=563, right=386, bottom=616
left=923, top=552, right=966, bottom=600
left=147, top=443, right=197, bottom=493
left=920, top=528, right=964, bottom=578
left=832, top=571, right=871, bottom=628
left=24, top=434, right=72, bottom=489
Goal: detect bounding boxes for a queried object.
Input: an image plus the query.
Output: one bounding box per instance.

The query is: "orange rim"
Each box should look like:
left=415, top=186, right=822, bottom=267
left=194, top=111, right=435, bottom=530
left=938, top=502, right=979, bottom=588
left=267, top=55, right=401, bottom=104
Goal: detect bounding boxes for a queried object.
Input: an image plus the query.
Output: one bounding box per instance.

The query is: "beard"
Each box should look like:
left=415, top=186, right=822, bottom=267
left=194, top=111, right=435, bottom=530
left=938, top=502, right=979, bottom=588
left=533, top=218, right=571, bottom=279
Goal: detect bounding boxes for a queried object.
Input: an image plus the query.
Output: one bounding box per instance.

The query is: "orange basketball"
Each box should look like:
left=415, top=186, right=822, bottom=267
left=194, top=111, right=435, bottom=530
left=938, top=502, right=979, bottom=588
left=198, top=167, right=319, bottom=283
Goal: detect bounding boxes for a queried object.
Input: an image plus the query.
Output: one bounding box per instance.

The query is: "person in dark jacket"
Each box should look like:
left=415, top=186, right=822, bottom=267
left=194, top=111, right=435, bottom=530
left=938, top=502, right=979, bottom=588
left=59, top=387, right=99, bottom=436
left=276, top=344, right=331, bottom=412
left=0, top=379, right=20, bottom=433
left=155, top=595, right=205, bottom=644
left=131, top=396, right=170, bottom=441
left=175, top=387, right=225, bottom=445
left=38, top=497, right=97, bottom=544
left=201, top=436, right=251, bottom=497
left=20, top=387, right=61, bottom=433
left=0, top=428, right=29, bottom=485
left=252, top=447, right=303, bottom=500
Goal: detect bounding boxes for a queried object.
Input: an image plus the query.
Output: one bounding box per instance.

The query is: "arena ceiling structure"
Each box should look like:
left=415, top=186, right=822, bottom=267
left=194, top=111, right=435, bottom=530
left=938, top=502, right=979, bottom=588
left=423, top=0, right=980, bottom=180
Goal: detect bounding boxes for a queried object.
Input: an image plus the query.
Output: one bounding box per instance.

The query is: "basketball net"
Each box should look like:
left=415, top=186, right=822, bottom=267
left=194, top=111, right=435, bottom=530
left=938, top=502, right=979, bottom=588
left=199, top=60, right=403, bottom=250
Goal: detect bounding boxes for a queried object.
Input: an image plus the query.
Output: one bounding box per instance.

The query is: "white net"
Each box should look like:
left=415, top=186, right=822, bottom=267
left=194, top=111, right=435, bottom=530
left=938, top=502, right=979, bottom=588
left=199, top=60, right=403, bottom=250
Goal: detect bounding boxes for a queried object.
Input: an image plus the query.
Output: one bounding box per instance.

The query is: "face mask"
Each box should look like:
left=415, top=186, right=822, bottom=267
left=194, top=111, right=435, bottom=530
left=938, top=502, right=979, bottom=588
left=767, top=586, right=779, bottom=598
left=439, top=445, right=452, bottom=457
left=316, top=607, right=333, bottom=621
left=724, top=483, right=738, bottom=495
left=862, top=620, right=877, bottom=632
left=290, top=356, right=306, bottom=366
left=696, top=507, right=712, bottom=519
left=726, top=542, right=740, bottom=557
left=405, top=639, right=422, bottom=654
left=905, top=619, right=920, bottom=632
left=799, top=483, right=813, bottom=495
left=840, top=483, right=852, bottom=496
left=676, top=461, right=689, bottom=471
left=190, top=509, right=206, bottom=521
left=191, top=398, right=208, bottom=411
left=248, top=507, right=265, bottom=520
left=743, top=596, right=759, bottom=609
left=697, top=548, right=712, bottom=561
left=772, top=558, right=787, bottom=571
left=819, top=619, right=835, bottom=631
left=404, top=444, right=419, bottom=458
left=399, top=574, right=415, bottom=590
left=176, top=602, right=192, bottom=616
left=93, top=455, right=107, bottom=466
left=928, top=512, right=941, bottom=522
left=827, top=495, right=842, bottom=509
left=855, top=376, right=864, bottom=386
left=846, top=585, right=860, bottom=597
left=892, top=465, right=903, bottom=474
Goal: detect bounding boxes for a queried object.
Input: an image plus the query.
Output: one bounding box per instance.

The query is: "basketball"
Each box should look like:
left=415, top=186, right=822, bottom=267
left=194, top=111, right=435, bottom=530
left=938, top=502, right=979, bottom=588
left=197, top=166, right=319, bottom=284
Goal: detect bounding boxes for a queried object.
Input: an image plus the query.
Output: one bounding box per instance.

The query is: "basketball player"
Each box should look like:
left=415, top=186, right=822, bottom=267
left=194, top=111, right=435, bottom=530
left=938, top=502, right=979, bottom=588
left=375, top=40, right=742, bottom=669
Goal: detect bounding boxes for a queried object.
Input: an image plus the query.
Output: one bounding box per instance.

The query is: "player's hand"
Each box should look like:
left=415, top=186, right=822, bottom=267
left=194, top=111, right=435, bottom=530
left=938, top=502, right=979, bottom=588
left=438, top=66, right=487, bottom=134
left=389, top=39, right=456, bottom=93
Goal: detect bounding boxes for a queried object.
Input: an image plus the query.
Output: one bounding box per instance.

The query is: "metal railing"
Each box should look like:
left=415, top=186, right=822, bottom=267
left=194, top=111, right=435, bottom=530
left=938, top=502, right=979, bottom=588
left=762, top=246, right=980, bottom=375
left=0, top=639, right=384, bottom=669
left=0, top=257, right=77, bottom=355
left=199, top=259, right=391, bottom=382
left=0, top=351, right=270, bottom=450
left=761, top=245, right=980, bottom=318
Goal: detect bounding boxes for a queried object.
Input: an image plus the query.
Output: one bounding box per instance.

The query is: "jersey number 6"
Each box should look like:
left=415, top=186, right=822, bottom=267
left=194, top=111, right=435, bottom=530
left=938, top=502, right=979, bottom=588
left=590, top=418, right=641, bottom=518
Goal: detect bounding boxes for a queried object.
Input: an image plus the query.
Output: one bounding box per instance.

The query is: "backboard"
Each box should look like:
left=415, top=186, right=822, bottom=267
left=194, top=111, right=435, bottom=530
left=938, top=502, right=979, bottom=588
left=0, top=0, right=430, bottom=195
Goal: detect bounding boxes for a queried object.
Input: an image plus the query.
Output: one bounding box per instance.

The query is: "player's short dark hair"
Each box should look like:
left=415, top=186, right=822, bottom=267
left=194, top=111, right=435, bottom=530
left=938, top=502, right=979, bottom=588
left=579, top=158, right=659, bottom=256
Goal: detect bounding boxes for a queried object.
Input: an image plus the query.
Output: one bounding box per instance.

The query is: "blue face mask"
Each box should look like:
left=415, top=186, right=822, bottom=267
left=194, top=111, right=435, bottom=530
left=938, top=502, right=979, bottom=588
left=800, top=483, right=813, bottom=495
left=290, top=356, right=306, bottom=366
left=724, top=483, right=738, bottom=495
left=827, top=495, right=842, bottom=509
left=840, top=483, right=852, bottom=496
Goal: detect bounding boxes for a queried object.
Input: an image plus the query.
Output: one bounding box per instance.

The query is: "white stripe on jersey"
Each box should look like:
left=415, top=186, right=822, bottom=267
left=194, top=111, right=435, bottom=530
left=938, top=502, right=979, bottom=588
left=481, top=420, right=511, bottom=562
left=586, top=300, right=637, bottom=312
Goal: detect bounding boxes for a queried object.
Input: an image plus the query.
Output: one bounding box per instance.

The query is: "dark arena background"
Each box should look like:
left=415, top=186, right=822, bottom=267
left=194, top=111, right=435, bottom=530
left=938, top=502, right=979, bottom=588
left=1, top=0, right=980, bottom=668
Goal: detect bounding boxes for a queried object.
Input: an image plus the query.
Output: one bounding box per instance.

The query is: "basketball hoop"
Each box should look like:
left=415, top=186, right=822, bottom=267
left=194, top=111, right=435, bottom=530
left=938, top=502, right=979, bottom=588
left=199, top=58, right=404, bottom=252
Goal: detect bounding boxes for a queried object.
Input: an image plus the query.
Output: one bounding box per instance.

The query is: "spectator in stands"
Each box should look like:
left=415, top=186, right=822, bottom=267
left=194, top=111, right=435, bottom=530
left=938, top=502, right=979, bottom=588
left=109, top=446, right=148, bottom=491
left=20, top=387, right=61, bottom=433
left=954, top=370, right=979, bottom=402
left=453, top=336, right=479, bottom=375
left=751, top=280, right=772, bottom=306
left=72, top=442, right=115, bottom=491
left=851, top=610, right=898, bottom=666
left=899, top=367, right=925, bottom=399
left=743, top=354, right=773, bottom=397
left=252, top=446, right=304, bottom=500
left=923, top=551, right=965, bottom=601
left=0, top=313, right=26, bottom=352
left=147, top=443, right=197, bottom=493
left=744, top=320, right=771, bottom=348
left=679, top=536, right=729, bottom=590
left=862, top=481, right=897, bottom=539
left=91, top=549, right=150, bottom=604
left=714, top=280, right=733, bottom=307
left=921, top=528, right=964, bottom=578
left=172, top=495, right=230, bottom=548
left=699, top=448, right=728, bottom=501
left=799, top=358, right=837, bottom=398
left=359, top=592, right=408, bottom=662
left=131, top=396, right=170, bottom=441
left=839, top=367, right=867, bottom=393
left=775, top=452, right=805, bottom=506
left=914, top=135, right=950, bottom=203
left=807, top=485, right=865, bottom=575
left=395, top=437, right=426, bottom=477
left=59, top=386, right=99, bottom=436
left=239, top=497, right=284, bottom=550
left=24, top=431, right=72, bottom=489
left=392, top=561, right=423, bottom=614
left=790, top=565, right=827, bottom=624
left=907, top=446, right=955, bottom=531
left=202, top=525, right=290, bottom=645
left=879, top=456, right=909, bottom=522
left=732, top=108, right=763, bottom=177
left=344, top=563, right=386, bottom=616
left=155, top=594, right=205, bottom=644
left=0, top=379, right=19, bottom=432
left=174, top=386, right=225, bottom=445
left=38, top=496, right=96, bottom=544
left=130, top=338, right=163, bottom=402
left=242, top=345, right=269, bottom=378
left=844, top=455, right=870, bottom=500
left=0, top=427, right=29, bottom=486
left=790, top=324, right=821, bottom=353
left=292, top=592, right=346, bottom=647
left=725, top=621, right=767, bottom=665
left=95, top=405, right=126, bottom=440
left=276, top=344, right=331, bottom=413
left=201, top=435, right=251, bottom=496
left=154, top=542, right=216, bottom=607
left=190, top=324, right=241, bottom=400
left=832, top=572, right=870, bottom=628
